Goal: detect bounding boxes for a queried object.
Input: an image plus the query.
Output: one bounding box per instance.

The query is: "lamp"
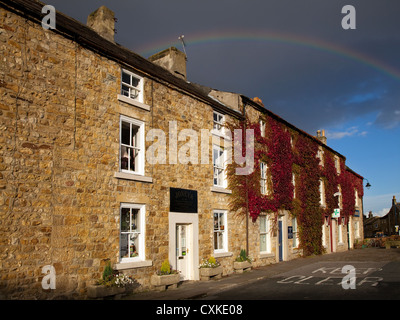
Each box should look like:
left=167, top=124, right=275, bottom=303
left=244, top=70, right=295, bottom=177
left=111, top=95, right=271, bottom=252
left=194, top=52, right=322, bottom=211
left=364, top=179, right=371, bottom=189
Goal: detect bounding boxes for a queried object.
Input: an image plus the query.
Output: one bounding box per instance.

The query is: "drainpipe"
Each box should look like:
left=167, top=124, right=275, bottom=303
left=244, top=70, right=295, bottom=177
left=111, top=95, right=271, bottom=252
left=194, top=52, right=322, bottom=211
left=330, top=217, right=333, bottom=253
left=243, top=103, right=249, bottom=255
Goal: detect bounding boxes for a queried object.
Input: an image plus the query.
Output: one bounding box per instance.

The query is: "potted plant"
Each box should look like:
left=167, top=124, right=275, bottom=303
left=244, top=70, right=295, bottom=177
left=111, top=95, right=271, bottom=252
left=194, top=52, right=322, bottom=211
left=150, top=259, right=181, bottom=291
left=87, top=260, right=136, bottom=299
left=199, top=256, right=223, bottom=281
left=233, top=249, right=252, bottom=274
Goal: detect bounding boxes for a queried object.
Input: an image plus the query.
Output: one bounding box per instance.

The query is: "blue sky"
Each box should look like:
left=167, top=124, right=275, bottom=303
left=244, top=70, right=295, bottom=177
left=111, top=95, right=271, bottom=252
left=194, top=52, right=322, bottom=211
left=45, top=0, right=400, bottom=216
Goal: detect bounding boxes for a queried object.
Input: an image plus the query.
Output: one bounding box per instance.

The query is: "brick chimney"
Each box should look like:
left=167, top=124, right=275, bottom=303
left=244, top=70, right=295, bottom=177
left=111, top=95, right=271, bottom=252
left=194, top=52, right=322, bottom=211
left=316, top=129, right=327, bottom=145
left=87, top=6, right=115, bottom=43
left=393, top=195, right=397, bottom=206
left=148, top=47, right=187, bottom=80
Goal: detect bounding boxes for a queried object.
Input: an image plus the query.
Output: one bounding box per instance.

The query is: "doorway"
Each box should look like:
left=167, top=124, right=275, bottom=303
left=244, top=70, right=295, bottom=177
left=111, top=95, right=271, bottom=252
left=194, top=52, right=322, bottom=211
left=176, top=224, right=191, bottom=280
left=330, top=219, right=337, bottom=253
left=168, top=212, right=199, bottom=281
left=277, top=213, right=288, bottom=262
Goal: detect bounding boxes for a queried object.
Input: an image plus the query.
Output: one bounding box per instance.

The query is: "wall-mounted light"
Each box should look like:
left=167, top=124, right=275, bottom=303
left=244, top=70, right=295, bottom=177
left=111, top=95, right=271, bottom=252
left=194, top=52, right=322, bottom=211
left=364, top=178, right=371, bottom=189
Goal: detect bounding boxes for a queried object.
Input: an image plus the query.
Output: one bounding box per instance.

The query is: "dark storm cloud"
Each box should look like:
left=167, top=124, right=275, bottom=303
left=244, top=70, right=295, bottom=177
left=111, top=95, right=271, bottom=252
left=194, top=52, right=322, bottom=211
left=45, top=0, right=400, bottom=133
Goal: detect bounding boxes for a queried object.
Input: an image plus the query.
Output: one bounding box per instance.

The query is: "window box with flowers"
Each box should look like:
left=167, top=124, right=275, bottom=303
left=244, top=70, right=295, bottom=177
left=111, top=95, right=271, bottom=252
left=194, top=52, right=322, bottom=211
left=150, top=259, right=180, bottom=291
left=199, top=257, right=223, bottom=281
left=87, top=260, right=137, bottom=299
left=233, top=249, right=252, bottom=274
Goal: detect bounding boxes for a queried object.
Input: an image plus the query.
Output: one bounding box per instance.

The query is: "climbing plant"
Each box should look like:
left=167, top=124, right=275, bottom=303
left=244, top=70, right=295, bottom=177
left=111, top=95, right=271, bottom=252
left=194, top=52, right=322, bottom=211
left=226, top=115, right=364, bottom=257
left=226, top=116, right=293, bottom=223
left=292, top=133, right=324, bottom=256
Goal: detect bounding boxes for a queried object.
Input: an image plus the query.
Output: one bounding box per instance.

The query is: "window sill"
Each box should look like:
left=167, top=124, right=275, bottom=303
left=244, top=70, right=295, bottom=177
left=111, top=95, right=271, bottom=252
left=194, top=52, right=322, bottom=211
left=260, top=253, right=274, bottom=259
left=211, top=186, right=232, bottom=194
left=214, top=251, right=232, bottom=258
left=114, top=171, right=153, bottom=183
left=115, top=260, right=153, bottom=270
left=117, top=94, right=150, bottom=111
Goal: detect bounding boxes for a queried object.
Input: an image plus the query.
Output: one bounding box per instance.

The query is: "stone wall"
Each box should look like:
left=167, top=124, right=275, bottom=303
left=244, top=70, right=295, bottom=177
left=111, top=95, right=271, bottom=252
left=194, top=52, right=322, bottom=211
left=0, top=6, right=267, bottom=298
left=1, top=7, right=125, bottom=298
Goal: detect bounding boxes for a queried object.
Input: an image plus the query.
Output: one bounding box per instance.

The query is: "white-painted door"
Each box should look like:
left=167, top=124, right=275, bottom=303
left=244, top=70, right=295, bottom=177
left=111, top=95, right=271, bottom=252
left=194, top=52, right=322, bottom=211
left=176, top=224, right=191, bottom=280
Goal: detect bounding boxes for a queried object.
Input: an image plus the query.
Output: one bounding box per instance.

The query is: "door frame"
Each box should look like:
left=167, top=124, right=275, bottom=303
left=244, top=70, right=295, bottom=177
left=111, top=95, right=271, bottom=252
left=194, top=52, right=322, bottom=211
left=277, top=211, right=288, bottom=262
left=278, top=220, right=283, bottom=261
left=330, top=218, right=337, bottom=253
left=168, top=212, right=199, bottom=281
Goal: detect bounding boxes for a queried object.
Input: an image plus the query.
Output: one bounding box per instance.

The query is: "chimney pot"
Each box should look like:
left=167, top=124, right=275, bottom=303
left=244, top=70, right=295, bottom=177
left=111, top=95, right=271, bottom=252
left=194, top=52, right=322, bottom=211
left=87, top=6, right=115, bottom=42
left=316, top=129, right=327, bottom=145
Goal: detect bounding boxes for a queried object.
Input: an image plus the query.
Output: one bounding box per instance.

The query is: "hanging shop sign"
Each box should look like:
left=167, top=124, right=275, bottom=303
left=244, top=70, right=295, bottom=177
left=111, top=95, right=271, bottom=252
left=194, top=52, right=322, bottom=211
left=288, top=226, right=293, bottom=239
left=332, top=208, right=340, bottom=218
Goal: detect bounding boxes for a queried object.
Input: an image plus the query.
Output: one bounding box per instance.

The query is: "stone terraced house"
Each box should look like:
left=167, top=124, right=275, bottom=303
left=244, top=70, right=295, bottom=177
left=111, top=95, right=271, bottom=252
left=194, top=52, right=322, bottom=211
left=0, top=0, right=364, bottom=299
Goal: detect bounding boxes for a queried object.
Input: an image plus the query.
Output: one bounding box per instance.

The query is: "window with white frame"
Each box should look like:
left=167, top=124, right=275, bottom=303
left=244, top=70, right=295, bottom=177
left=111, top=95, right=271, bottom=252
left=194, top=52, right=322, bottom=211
left=214, top=210, right=228, bottom=253
left=260, top=162, right=268, bottom=195
left=120, top=204, right=145, bottom=262
left=213, top=111, right=225, bottom=135
left=317, top=147, right=324, bottom=167
left=213, top=145, right=225, bottom=187
left=319, top=179, right=326, bottom=207
left=355, top=189, right=359, bottom=208
left=292, top=218, right=299, bottom=248
left=355, top=221, right=360, bottom=238
left=121, top=69, right=143, bottom=102
left=338, top=184, right=343, bottom=209
left=292, top=172, right=296, bottom=199
left=334, top=156, right=340, bottom=174
left=259, top=119, right=266, bottom=137
left=322, top=223, right=327, bottom=247
left=260, top=215, right=271, bottom=253
left=338, top=222, right=343, bottom=243
left=120, top=116, right=144, bottom=175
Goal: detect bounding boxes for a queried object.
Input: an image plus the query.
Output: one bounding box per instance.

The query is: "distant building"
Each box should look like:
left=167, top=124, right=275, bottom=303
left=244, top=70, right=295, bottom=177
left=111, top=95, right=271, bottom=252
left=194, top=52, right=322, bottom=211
left=364, top=196, right=400, bottom=238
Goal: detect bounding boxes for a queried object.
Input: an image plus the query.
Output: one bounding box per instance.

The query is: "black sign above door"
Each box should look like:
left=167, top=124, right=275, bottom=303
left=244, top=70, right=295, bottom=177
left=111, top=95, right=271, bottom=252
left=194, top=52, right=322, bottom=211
left=170, top=187, right=198, bottom=213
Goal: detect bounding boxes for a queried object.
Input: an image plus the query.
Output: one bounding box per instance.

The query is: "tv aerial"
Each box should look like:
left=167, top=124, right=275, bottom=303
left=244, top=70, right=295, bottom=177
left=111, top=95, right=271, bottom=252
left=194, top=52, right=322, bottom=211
left=178, top=35, right=187, bottom=60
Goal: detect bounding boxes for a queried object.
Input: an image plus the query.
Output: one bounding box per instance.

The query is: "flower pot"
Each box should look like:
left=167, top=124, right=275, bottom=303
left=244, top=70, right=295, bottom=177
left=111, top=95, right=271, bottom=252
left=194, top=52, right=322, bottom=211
left=199, top=266, right=223, bottom=281
left=233, top=261, right=252, bottom=274
left=150, top=273, right=181, bottom=291
left=87, top=284, right=127, bottom=299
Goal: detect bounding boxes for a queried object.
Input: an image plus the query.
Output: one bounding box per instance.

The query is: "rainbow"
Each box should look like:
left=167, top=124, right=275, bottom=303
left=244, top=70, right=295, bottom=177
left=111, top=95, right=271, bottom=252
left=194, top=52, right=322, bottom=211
left=137, top=29, right=400, bottom=82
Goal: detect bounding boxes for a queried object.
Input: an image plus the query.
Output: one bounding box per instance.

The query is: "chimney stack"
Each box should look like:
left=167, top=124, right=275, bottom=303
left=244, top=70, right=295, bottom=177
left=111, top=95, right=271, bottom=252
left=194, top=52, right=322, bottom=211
left=87, top=6, right=115, bottom=43
left=316, top=129, right=327, bottom=145
left=393, top=195, right=397, bottom=206
left=149, top=47, right=187, bottom=80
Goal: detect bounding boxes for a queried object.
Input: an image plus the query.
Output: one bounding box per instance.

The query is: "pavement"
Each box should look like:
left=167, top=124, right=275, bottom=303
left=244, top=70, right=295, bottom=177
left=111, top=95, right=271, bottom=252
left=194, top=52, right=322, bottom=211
left=124, top=247, right=400, bottom=300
